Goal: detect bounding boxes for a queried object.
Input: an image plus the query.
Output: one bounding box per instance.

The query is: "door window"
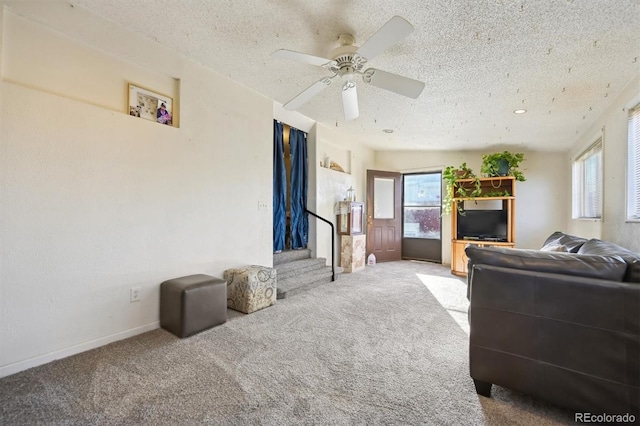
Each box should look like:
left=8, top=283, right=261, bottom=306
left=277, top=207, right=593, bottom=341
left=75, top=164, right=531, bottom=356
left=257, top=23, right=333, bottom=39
left=374, top=177, right=396, bottom=219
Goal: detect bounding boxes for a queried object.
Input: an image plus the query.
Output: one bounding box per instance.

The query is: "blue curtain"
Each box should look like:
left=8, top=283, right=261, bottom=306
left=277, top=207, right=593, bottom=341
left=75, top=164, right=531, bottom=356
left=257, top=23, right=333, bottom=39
left=289, top=127, right=308, bottom=249
left=273, top=121, right=286, bottom=252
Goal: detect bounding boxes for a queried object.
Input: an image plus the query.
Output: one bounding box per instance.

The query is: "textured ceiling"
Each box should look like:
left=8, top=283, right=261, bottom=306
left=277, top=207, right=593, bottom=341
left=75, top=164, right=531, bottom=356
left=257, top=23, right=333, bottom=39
left=69, top=1, right=640, bottom=150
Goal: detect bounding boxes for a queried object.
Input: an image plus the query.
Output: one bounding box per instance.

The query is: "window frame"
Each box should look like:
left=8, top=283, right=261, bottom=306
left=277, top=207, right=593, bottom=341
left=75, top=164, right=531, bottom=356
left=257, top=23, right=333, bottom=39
left=627, top=103, right=640, bottom=222
left=401, top=171, right=442, bottom=240
left=572, top=137, right=603, bottom=220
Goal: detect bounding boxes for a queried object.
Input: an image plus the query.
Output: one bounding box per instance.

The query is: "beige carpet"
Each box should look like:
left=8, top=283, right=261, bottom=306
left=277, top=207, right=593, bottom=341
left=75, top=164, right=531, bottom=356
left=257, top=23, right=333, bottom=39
left=0, top=260, right=575, bottom=425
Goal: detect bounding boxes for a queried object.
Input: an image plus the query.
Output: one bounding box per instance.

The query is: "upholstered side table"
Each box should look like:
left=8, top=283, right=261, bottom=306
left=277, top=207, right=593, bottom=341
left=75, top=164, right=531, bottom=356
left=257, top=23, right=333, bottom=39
left=160, top=274, right=227, bottom=338
left=223, top=265, right=277, bottom=314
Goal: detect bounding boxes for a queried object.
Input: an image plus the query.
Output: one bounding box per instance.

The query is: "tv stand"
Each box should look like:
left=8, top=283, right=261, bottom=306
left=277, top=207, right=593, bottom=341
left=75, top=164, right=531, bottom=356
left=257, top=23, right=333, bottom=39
left=452, top=240, right=515, bottom=276
left=450, top=176, right=516, bottom=277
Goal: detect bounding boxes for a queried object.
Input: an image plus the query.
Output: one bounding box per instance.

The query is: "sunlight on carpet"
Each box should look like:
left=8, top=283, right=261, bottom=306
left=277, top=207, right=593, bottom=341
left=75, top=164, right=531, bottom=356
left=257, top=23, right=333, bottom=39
left=416, top=273, right=470, bottom=335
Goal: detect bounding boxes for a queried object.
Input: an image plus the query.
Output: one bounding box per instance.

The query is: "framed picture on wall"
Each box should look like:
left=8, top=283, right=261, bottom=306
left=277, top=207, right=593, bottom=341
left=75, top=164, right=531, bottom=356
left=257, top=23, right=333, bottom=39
left=128, top=83, right=173, bottom=126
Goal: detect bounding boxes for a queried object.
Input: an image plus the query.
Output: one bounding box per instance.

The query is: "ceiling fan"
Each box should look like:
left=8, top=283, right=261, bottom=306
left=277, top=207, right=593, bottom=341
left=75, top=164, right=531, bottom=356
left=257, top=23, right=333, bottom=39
left=271, top=16, right=425, bottom=121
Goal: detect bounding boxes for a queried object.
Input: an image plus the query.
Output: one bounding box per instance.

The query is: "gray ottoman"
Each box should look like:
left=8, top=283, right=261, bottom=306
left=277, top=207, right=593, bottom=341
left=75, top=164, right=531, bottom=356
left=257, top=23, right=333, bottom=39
left=224, top=265, right=276, bottom=314
left=160, top=274, right=227, bottom=338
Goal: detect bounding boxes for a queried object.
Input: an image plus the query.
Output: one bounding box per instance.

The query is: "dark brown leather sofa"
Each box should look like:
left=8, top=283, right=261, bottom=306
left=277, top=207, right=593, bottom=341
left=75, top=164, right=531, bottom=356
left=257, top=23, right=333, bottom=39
left=465, top=232, right=640, bottom=416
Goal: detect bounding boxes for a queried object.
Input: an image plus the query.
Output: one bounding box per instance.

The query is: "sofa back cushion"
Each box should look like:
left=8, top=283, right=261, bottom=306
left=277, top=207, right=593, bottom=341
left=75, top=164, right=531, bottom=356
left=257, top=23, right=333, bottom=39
left=577, top=239, right=640, bottom=283
left=465, top=245, right=628, bottom=282
left=540, top=243, right=568, bottom=252
left=542, top=231, right=588, bottom=253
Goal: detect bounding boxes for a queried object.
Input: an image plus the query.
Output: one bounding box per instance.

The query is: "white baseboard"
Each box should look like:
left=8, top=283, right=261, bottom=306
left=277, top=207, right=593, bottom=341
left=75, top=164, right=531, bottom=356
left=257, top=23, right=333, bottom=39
left=0, top=321, right=160, bottom=379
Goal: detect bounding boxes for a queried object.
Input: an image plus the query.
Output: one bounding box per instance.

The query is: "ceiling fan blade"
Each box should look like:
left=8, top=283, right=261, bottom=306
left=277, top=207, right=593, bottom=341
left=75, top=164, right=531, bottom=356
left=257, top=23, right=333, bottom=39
left=283, top=76, right=334, bottom=111
left=341, top=82, right=359, bottom=121
left=355, top=16, right=414, bottom=61
left=363, top=68, right=425, bottom=99
left=271, top=49, right=337, bottom=68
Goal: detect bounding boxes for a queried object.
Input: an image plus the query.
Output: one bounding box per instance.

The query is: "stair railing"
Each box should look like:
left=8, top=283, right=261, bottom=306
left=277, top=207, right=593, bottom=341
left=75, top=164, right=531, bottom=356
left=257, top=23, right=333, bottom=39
left=305, top=209, right=336, bottom=281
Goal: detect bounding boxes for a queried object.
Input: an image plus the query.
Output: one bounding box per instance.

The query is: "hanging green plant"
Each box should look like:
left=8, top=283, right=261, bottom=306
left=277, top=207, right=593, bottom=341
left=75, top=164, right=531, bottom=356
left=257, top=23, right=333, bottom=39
left=480, top=151, right=526, bottom=181
left=442, top=163, right=482, bottom=215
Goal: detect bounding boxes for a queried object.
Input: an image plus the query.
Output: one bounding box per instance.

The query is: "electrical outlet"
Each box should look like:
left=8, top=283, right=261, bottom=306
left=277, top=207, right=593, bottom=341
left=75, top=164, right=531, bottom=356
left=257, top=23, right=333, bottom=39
left=258, top=201, right=268, bottom=210
left=130, top=287, right=141, bottom=303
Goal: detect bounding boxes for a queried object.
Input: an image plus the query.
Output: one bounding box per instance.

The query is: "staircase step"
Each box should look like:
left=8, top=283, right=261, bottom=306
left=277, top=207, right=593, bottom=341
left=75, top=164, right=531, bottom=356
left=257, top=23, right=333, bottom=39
left=274, top=257, right=328, bottom=280
left=273, top=249, right=311, bottom=265
left=277, top=266, right=341, bottom=299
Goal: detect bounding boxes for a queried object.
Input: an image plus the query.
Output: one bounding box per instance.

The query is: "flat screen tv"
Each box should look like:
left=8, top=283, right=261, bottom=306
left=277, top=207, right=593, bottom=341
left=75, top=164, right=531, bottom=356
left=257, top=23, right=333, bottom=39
left=456, top=209, right=508, bottom=242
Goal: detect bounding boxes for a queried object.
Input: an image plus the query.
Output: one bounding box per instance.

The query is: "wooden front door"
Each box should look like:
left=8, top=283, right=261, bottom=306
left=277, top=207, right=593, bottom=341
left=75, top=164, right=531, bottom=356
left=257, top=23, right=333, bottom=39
left=366, top=170, right=402, bottom=262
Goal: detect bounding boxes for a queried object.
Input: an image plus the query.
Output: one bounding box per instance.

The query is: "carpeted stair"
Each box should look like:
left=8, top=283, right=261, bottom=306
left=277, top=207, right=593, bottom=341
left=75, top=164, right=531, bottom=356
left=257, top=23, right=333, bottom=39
left=274, top=249, right=341, bottom=299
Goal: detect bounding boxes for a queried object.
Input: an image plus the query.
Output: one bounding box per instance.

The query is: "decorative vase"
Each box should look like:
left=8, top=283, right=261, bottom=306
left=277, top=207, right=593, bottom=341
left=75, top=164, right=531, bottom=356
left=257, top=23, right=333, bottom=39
left=497, top=159, right=509, bottom=176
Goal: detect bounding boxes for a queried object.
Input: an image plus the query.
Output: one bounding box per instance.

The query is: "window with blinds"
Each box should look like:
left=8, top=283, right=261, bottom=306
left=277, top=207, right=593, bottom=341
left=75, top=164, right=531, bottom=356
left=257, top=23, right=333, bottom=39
left=628, top=104, right=640, bottom=221
left=572, top=138, right=603, bottom=219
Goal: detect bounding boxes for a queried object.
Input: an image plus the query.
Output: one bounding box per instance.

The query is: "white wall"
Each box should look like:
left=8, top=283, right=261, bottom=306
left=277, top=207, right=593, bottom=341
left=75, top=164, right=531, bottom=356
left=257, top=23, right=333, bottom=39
left=568, top=73, right=640, bottom=251
left=375, top=150, right=568, bottom=265
left=0, top=5, right=272, bottom=377
left=313, top=124, right=375, bottom=266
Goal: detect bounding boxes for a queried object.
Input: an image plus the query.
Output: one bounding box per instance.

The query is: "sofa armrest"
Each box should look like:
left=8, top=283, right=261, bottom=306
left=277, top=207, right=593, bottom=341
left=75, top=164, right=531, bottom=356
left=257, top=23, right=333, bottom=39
left=469, top=264, right=640, bottom=333
left=468, top=263, right=640, bottom=414
left=469, top=263, right=640, bottom=394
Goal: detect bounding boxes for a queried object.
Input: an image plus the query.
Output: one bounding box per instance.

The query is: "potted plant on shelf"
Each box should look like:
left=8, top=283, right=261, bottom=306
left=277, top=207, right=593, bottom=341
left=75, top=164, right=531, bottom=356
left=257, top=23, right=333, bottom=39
left=442, top=163, right=481, bottom=215
left=480, top=151, right=526, bottom=181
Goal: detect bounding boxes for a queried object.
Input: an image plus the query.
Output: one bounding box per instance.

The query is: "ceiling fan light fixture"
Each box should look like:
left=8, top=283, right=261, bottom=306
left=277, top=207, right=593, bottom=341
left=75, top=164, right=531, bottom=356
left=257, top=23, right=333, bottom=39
left=272, top=16, right=424, bottom=121
left=514, top=109, right=527, bottom=114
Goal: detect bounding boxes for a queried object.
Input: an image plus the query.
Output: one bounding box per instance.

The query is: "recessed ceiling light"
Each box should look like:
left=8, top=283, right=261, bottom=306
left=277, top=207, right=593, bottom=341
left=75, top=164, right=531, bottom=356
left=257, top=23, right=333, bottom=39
left=513, top=109, right=527, bottom=114
left=383, top=129, right=394, bottom=133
